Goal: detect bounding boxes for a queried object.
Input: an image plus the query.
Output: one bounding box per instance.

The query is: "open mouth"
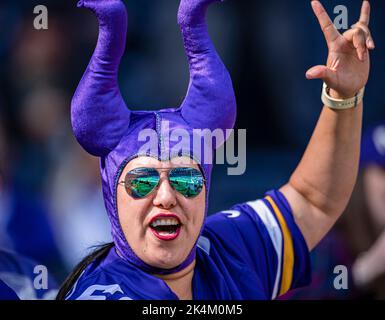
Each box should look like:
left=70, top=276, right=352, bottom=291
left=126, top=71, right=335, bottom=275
left=149, top=215, right=182, bottom=241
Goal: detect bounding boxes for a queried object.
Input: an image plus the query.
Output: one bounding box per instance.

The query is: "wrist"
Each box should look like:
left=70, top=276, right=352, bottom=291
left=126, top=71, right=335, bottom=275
left=328, top=88, right=354, bottom=100
left=322, top=83, right=365, bottom=110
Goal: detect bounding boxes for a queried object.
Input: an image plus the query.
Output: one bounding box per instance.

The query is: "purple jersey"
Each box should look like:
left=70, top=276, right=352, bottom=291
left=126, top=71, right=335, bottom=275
left=0, top=279, right=19, bottom=300
left=66, top=190, right=311, bottom=300
left=0, top=250, right=58, bottom=300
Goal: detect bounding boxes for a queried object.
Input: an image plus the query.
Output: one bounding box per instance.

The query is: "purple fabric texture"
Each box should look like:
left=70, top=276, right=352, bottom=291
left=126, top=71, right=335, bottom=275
left=72, top=0, right=236, bottom=275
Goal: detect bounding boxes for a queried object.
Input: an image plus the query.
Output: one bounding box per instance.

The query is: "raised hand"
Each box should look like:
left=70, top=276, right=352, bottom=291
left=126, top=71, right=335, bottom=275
left=306, top=1, right=374, bottom=99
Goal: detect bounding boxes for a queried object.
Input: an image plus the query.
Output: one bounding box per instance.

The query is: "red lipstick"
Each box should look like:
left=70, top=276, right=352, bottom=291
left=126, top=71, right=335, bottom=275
left=149, top=213, right=182, bottom=241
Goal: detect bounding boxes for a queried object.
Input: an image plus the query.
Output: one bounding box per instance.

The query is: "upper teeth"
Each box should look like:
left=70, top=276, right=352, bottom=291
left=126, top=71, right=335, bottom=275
left=151, top=218, right=179, bottom=227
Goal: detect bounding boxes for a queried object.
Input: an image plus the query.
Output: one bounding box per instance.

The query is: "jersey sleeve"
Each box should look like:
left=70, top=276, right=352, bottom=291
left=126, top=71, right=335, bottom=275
left=204, top=189, right=311, bottom=299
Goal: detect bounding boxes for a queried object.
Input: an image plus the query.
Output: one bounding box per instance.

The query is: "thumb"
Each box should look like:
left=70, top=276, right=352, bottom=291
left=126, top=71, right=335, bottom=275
left=306, top=65, right=337, bottom=84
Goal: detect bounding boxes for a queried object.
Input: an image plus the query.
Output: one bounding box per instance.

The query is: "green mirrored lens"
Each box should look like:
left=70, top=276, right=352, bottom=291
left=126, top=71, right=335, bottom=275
left=169, top=168, right=204, bottom=198
left=126, top=168, right=159, bottom=198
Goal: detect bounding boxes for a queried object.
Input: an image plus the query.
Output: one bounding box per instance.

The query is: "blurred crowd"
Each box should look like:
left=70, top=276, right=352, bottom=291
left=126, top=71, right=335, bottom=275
left=0, top=0, right=384, bottom=299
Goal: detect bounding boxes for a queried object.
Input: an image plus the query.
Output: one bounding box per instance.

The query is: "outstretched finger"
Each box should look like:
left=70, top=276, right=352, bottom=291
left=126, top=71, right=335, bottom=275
left=306, top=65, right=337, bottom=86
left=311, top=1, right=340, bottom=43
left=359, top=1, right=371, bottom=26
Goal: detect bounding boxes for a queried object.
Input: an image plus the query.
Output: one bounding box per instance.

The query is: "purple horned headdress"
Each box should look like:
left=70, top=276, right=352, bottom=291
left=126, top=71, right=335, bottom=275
left=72, top=0, right=236, bottom=275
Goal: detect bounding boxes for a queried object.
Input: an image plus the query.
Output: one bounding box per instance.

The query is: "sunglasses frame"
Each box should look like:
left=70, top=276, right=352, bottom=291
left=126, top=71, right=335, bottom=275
left=118, top=167, right=205, bottom=199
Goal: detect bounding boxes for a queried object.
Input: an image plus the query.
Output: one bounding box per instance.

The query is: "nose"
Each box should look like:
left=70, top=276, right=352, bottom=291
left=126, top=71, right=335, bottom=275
left=152, top=174, right=177, bottom=209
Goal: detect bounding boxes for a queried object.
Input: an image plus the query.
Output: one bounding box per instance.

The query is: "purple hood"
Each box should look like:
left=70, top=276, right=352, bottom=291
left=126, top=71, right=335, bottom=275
left=72, top=0, right=236, bottom=275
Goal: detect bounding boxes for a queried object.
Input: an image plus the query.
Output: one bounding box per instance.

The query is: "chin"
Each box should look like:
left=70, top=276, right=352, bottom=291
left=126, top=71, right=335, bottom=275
left=148, top=249, right=186, bottom=269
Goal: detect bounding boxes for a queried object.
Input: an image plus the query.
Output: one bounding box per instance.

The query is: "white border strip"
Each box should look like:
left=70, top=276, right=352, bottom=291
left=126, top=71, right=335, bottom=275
left=247, top=199, right=283, bottom=299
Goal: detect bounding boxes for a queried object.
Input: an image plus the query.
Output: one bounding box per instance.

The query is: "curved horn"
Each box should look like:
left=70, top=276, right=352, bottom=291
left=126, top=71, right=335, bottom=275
left=72, top=0, right=131, bottom=157
left=178, top=0, right=236, bottom=134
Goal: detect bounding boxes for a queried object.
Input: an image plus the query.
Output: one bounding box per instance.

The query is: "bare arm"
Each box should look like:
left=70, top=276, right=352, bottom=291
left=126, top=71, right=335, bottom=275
left=281, top=102, right=363, bottom=250
left=280, top=1, right=374, bottom=250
